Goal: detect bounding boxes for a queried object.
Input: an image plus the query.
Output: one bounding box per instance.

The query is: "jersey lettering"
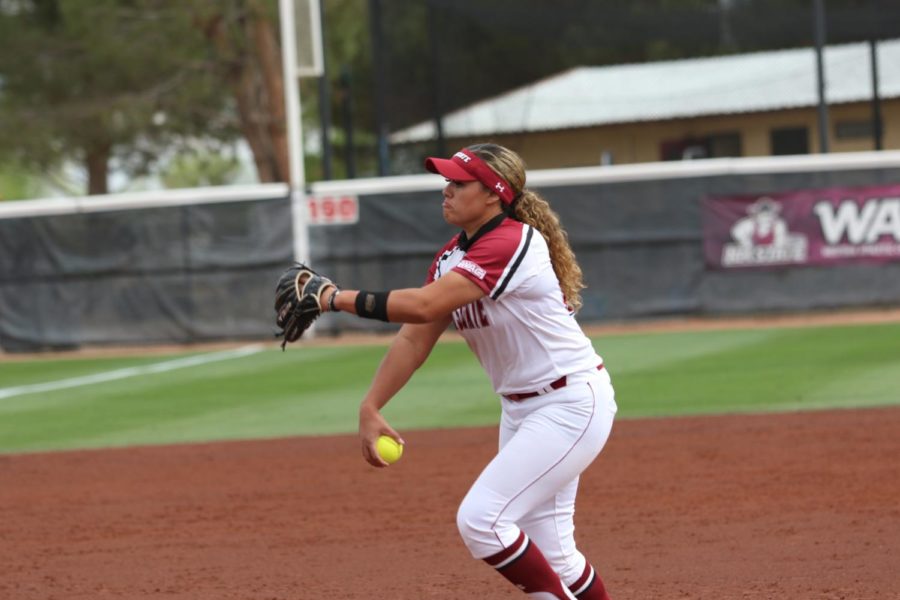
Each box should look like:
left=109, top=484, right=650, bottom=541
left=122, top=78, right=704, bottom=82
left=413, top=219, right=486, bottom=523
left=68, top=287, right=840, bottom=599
left=453, top=299, right=490, bottom=331
left=426, top=221, right=601, bottom=393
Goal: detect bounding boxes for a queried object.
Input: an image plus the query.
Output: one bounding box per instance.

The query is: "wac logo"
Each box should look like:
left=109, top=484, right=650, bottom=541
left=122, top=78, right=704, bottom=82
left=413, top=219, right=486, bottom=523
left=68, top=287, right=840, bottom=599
left=814, top=197, right=900, bottom=244
left=706, top=185, right=900, bottom=268
left=721, top=197, right=808, bottom=267
left=454, top=151, right=472, bottom=162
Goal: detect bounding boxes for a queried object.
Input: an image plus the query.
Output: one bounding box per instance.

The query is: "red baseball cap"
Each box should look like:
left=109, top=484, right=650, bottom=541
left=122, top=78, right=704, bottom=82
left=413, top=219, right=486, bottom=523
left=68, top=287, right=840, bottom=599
left=424, top=148, right=515, bottom=205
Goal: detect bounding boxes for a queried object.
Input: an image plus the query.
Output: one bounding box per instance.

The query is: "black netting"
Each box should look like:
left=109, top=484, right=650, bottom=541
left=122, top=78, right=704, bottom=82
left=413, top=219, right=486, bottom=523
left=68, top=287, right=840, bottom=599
left=0, top=195, right=293, bottom=352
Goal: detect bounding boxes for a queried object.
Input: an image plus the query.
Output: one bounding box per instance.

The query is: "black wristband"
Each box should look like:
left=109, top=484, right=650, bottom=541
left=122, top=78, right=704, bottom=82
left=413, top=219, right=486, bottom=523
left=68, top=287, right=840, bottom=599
left=355, top=290, right=391, bottom=322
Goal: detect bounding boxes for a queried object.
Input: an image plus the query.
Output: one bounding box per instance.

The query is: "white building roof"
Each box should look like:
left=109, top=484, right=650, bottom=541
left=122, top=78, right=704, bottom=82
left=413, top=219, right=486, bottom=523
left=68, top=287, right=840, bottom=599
left=391, top=39, right=900, bottom=143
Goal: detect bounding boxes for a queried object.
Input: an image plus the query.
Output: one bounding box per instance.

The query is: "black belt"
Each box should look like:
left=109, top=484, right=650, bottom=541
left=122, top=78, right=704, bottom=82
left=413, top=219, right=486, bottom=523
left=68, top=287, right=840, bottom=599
left=504, top=364, right=604, bottom=402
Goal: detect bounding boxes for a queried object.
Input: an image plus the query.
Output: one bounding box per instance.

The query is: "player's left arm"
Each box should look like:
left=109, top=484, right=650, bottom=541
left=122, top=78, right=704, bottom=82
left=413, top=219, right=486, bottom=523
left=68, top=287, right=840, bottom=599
left=330, top=271, right=485, bottom=323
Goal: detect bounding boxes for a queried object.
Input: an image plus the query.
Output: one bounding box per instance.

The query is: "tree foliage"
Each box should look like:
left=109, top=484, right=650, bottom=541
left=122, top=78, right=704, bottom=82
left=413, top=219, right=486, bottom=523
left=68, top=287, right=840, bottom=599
left=194, top=0, right=291, bottom=185
left=0, top=0, right=293, bottom=196
left=0, top=164, right=45, bottom=201
left=159, top=146, right=241, bottom=189
left=1, top=0, right=897, bottom=194
left=0, top=0, right=238, bottom=194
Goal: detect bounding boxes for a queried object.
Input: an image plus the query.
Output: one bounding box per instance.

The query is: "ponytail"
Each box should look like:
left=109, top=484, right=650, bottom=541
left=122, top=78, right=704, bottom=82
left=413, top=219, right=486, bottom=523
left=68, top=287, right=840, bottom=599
left=511, top=191, right=585, bottom=313
left=469, top=143, right=585, bottom=313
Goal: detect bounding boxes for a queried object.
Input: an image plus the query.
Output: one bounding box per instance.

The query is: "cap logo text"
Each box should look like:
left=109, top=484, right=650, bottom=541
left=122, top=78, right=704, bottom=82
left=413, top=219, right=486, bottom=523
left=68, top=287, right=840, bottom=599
left=454, top=151, right=472, bottom=163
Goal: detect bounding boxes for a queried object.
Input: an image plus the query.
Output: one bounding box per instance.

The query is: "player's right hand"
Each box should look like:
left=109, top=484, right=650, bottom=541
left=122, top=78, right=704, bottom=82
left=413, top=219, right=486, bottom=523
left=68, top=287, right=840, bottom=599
left=359, top=404, right=404, bottom=468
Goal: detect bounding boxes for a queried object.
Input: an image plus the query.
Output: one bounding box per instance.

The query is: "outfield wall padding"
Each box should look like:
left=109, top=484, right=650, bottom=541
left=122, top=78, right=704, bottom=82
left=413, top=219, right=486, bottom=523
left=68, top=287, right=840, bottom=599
left=2, top=155, right=900, bottom=351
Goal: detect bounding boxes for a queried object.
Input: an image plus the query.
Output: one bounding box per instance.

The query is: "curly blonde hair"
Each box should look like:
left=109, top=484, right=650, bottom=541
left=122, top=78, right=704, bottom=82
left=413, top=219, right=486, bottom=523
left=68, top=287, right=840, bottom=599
left=468, top=143, right=586, bottom=312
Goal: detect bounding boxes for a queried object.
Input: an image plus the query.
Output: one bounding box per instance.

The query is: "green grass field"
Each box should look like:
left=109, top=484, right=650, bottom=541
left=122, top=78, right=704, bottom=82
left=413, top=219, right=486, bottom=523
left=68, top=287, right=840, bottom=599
left=1, top=320, right=899, bottom=454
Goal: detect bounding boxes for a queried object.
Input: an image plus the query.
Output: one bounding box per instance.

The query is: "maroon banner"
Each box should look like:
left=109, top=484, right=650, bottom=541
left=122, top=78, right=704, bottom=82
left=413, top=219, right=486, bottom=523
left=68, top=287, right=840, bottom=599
left=703, top=184, right=900, bottom=269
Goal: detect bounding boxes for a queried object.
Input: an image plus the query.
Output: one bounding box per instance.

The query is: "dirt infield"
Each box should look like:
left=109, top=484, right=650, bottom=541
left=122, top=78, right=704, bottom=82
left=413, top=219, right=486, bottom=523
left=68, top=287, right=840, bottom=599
left=2, top=406, right=899, bottom=599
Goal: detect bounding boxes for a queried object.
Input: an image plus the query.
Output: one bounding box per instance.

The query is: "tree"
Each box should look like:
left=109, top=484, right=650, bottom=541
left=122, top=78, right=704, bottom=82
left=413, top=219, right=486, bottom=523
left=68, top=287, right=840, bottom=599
left=0, top=0, right=240, bottom=195
left=194, top=0, right=290, bottom=184
left=0, top=165, right=45, bottom=200
left=159, top=145, right=241, bottom=189
left=2, top=0, right=896, bottom=194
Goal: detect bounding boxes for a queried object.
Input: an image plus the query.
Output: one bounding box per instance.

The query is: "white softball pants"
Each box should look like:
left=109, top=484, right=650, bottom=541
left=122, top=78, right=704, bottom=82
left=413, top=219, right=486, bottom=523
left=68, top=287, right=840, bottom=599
left=456, top=366, right=617, bottom=587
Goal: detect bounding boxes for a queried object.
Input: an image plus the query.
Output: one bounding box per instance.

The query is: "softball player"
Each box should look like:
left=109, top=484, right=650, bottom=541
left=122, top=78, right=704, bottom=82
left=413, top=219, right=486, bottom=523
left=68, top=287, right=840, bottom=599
left=321, top=143, right=617, bottom=599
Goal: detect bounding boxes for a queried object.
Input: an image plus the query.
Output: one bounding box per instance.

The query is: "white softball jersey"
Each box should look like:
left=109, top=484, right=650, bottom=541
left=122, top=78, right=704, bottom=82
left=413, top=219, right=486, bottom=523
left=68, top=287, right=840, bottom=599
left=427, top=216, right=603, bottom=396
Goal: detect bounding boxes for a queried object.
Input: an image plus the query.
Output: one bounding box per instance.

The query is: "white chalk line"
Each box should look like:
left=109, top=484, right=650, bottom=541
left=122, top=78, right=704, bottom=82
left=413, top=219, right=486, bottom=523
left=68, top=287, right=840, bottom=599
left=0, top=345, right=265, bottom=401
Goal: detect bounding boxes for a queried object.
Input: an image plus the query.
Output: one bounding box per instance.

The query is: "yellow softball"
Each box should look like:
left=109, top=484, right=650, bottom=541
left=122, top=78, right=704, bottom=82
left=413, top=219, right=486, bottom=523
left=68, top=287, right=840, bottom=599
left=376, top=435, right=404, bottom=464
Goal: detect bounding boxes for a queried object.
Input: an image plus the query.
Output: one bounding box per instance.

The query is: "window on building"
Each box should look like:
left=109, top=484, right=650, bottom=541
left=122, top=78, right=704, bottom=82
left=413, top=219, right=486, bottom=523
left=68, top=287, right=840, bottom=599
left=771, top=127, right=809, bottom=155
left=660, top=132, right=742, bottom=161
left=835, top=120, right=874, bottom=140
left=709, top=132, right=742, bottom=157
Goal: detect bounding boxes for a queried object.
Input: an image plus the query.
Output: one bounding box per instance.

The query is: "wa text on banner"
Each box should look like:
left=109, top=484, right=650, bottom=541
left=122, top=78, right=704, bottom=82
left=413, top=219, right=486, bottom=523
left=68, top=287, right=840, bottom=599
left=702, top=185, right=900, bottom=269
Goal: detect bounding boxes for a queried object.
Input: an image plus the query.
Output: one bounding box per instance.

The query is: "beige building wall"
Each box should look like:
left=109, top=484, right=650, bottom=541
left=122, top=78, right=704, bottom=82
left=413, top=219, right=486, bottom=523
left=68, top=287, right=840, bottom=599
left=444, top=99, right=900, bottom=170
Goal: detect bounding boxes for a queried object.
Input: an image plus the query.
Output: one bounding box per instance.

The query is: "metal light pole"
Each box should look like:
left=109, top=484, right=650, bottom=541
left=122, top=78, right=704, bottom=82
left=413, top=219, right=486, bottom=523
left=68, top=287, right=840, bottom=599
left=813, top=0, right=830, bottom=154
left=278, top=0, right=323, bottom=266
left=369, top=0, right=390, bottom=176
left=278, top=0, right=309, bottom=266
left=427, top=0, right=446, bottom=158
left=318, top=2, right=333, bottom=180
left=870, top=39, right=884, bottom=151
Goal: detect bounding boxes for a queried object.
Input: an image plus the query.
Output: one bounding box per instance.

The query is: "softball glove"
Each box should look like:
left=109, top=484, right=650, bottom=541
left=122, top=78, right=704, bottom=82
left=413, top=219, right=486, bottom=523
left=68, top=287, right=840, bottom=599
left=274, top=263, right=336, bottom=349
